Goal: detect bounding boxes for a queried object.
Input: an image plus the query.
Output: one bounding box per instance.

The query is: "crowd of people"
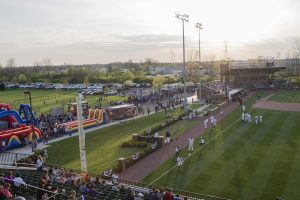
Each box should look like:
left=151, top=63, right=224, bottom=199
left=0, top=165, right=195, bottom=200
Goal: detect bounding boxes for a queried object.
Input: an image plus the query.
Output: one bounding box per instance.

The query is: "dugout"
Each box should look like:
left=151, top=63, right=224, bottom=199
left=228, top=88, right=244, bottom=101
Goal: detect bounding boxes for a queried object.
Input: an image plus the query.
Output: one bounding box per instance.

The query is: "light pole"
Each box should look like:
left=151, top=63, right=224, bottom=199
left=195, top=22, right=203, bottom=103
left=24, top=91, right=32, bottom=109
left=166, top=77, right=170, bottom=106
left=176, top=12, right=189, bottom=110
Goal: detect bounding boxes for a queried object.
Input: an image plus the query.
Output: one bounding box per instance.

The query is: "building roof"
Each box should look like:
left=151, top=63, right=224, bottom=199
left=222, top=67, right=286, bottom=76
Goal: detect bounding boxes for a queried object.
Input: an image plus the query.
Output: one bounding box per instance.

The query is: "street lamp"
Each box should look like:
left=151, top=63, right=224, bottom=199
left=166, top=77, right=170, bottom=106
left=195, top=22, right=203, bottom=63
left=176, top=12, right=189, bottom=110
left=24, top=91, right=32, bottom=109
left=195, top=22, right=203, bottom=103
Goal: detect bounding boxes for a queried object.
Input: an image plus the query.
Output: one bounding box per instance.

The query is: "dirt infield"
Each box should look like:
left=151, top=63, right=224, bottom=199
left=253, top=100, right=300, bottom=112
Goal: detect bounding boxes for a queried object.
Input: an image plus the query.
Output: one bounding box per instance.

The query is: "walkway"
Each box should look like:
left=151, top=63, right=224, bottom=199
left=119, top=93, right=253, bottom=181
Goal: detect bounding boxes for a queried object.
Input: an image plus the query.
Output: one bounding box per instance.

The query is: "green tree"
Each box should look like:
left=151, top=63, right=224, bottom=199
left=122, top=71, right=134, bottom=82
left=152, top=76, right=164, bottom=91
left=18, top=74, right=27, bottom=84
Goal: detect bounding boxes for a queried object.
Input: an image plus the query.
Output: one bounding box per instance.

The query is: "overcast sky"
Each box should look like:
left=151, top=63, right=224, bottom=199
left=0, top=0, right=300, bottom=66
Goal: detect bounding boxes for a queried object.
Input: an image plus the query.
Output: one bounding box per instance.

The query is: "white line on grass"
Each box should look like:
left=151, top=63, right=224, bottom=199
left=149, top=96, right=270, bottom=185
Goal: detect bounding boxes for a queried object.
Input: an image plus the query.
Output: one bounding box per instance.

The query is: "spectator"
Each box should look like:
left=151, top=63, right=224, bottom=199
left=79, top=183, right=88, bottom=195
left=134, top=192, right=144, bottom=200
left=174, top=194, right=182, bottom=200
left=42, top=149, right=48, bottom=163
left=0, top=183, right=13, bottom=199
left=163, top=188, right=173, bottom=200
left=125, top=188, right=134, bottom=200
left=150, top=188, right=160, bottom=200
left=13, top=173, right=26, bottom=187
left=4, top=171, right=13, bottom=185
left=68, top=190, right=77, bottom=200
left=111, top=183, right=119, bottom=192
left=88, top=186, right=101, bottom=197
left=36, top=155, right=44, bottom=171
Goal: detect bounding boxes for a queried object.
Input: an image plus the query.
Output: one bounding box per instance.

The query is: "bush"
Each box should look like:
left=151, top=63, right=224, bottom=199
left=121, top=141, right=148, bottom=148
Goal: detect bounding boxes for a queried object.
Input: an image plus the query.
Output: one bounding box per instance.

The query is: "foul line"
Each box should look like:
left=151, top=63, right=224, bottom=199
left=150, top=105, right=259, bottom=185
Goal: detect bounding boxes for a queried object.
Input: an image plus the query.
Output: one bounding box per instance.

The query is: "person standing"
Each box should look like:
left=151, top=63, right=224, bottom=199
left=175, top=145, right=181, bottom=154
left=31, top=130, right=37, bottom=152
left=165, top=131, right=171, bottom=143
left=242, top=105, right=246, bottom=112
left=36, top=156, right=44, bottom=171
left=220, top=108, right=224, bottom=117
left=188, top=137, right=194, bottom=155
left=210, top=116, right=215, bottom=128
left=248, top=113, right=252, bottom=123
left=147, top=107, right=150, bottom=116
left=242, top=112, right=245, bottom=122
left=255, top=115, right=259, bottom=125
left=204, top=119, right=208, bottom=129
left=260, top=115, right=263, bottom=124
left=213, top=118, right=217, bottom=128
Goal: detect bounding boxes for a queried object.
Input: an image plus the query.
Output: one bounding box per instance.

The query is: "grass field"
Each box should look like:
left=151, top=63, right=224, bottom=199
left=268, top=91, right=300, bottom=103
left=46, top=106, right=199, bottom=173
left=143, top=93, right=300, bottom=200
left=0, top=89, right=127, bottom=114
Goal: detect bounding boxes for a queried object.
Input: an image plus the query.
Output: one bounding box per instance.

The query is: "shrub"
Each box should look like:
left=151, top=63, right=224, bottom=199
left=121, top=141, right=148, bottom=148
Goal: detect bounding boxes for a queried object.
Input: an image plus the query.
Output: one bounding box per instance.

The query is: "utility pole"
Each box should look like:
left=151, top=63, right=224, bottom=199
left=176, top=12, right=189, bottom=110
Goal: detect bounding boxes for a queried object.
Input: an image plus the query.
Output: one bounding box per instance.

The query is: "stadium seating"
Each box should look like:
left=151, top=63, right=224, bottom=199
left=0, top=168, right=153, bottom=200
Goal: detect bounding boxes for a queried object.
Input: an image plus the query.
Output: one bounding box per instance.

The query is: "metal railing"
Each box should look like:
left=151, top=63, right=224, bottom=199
left=0, top=152, right=31, bottom=165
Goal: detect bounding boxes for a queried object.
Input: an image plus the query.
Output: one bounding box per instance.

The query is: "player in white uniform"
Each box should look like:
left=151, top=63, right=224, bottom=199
left=200, top=135, right=205, bottom=144
left=177, top=156, right=183, bottom=167
left=204, top=119, right=208, bottom=129
left=242, top=105, right=246, bottom=112
left=213, top=118, right=217, bottom=128
left=255, top=115, right=258, bottom=125
left=210, top=116, right=215, bottom=128
left=260, top=115, right=263, bottom=124
left=248, top=113, right=252, bottom=123
left=188, top=137, right=194, bottom=155
left=242, top=112, right=245, bottom=122
left=220, top=108, right=224, bottom=117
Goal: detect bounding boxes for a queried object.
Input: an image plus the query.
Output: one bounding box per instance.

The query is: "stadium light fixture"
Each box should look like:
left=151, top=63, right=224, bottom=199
left=195, top=22, right=203, bottom=102
left=175, top=12, right=189, bottom=110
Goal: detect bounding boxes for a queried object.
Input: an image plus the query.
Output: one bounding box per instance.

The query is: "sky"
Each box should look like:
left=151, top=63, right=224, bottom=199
left=0, top=0, right=300, bottom=66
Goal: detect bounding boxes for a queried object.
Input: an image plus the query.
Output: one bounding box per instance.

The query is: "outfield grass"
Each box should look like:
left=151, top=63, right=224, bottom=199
left=0, top=89, right=127, bottom=114
left=143, top=93, right=300, bottom=200
left=268, top=91, right=300, bottom=103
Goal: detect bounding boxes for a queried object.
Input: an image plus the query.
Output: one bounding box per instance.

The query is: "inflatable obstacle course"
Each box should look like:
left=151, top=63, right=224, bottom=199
left=0, top=103, right=41, bottom=150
